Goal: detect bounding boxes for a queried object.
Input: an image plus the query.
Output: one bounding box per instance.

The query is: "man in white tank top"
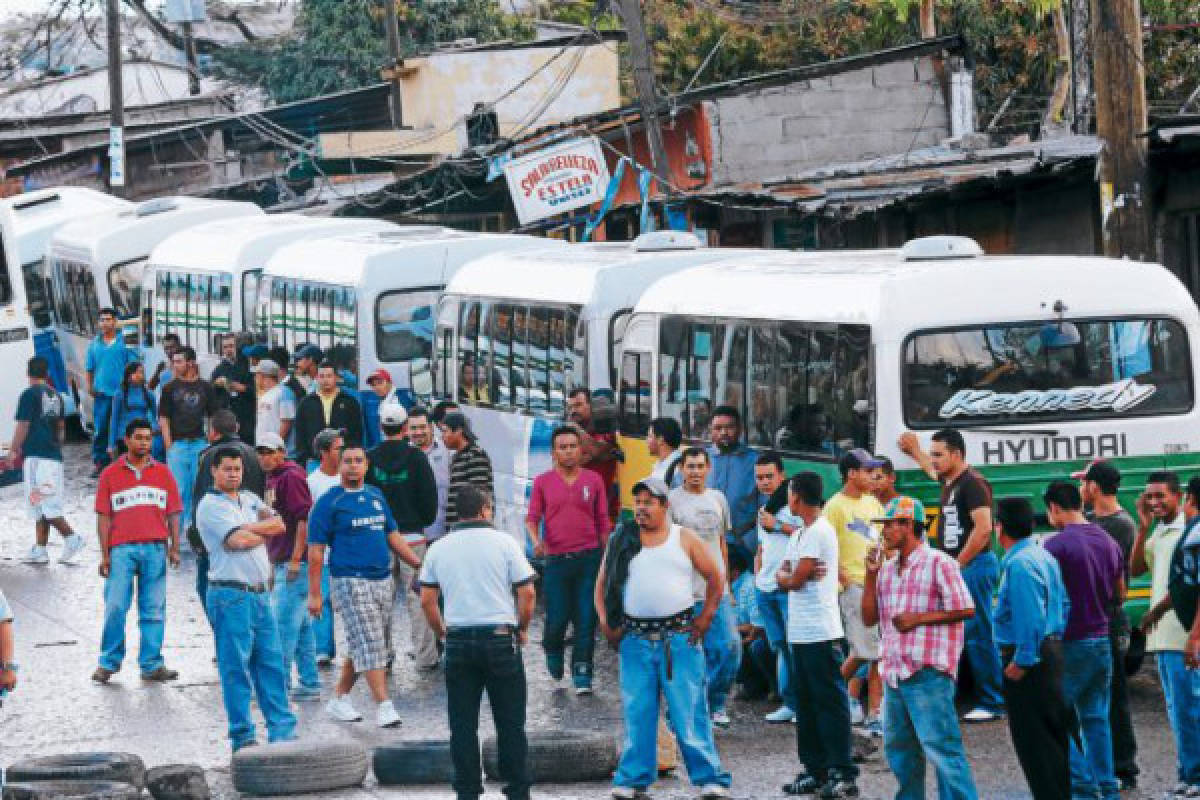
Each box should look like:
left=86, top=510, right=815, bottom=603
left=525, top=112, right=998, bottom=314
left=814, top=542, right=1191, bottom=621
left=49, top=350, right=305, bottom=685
left=594, top=477, right=732, bottom=800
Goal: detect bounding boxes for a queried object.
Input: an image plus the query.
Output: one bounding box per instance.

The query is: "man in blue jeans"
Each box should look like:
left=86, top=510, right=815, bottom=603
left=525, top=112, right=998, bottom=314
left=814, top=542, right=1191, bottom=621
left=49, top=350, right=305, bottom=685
left=753, top=451, right=799, bottom=723
left=86, top=307, right=135, bottom=475
left=256, top=433, right=319, bottom=700
left=92, top=419, right=182, bottom=684
left=595, top=478, right=731, bottom=799
left=159, top=346, right=217, bottom=536
left=901, top=428, right=1006, bottom=722
left=1043, top=481, right=1124, bottom=800
left=864, top=495, right=979, bottom=800
left=196, top=446, right=296, bottom=752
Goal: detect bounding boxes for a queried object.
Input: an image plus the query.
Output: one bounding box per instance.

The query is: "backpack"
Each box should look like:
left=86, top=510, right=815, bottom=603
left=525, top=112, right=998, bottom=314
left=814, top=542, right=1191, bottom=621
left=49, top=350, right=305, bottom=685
left=1168, top=517, right=1200, bottom=630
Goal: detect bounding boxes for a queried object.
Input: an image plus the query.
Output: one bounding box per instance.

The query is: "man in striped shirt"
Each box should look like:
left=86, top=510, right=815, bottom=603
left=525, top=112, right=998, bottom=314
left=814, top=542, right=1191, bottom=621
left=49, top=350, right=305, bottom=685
left=439, top=413, right=494, bottom=525
left=863, top=496, right=979, bottom=800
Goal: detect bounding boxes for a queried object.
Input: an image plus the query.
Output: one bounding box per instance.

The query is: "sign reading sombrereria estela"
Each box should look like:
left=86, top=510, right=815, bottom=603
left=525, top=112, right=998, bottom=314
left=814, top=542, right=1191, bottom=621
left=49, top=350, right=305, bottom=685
left=503, top=137, right=612, bottom=225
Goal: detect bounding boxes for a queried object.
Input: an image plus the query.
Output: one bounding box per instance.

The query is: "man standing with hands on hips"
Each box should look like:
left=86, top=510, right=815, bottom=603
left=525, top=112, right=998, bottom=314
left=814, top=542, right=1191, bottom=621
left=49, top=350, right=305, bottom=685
left=421, top=485, right=537, bottom=800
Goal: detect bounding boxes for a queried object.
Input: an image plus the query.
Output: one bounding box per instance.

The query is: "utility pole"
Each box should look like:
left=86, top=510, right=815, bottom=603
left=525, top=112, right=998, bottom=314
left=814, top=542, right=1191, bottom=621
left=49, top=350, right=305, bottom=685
left=106, top=0, right=126, bottom=195
left=182, top=21, right=200, bottom=96
left=1090, top=0, right=1151, bottom=260
left=383, top=0, right=404, bottom=129
left=614, top=0, right=672, bottom=192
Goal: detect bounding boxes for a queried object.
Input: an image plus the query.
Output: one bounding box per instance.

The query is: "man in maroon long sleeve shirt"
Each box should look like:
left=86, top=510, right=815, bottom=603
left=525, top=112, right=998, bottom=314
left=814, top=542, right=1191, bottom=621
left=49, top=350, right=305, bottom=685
left=526, top=425, right=609, bottom=694
left=256, top=433, right=319, bottom=699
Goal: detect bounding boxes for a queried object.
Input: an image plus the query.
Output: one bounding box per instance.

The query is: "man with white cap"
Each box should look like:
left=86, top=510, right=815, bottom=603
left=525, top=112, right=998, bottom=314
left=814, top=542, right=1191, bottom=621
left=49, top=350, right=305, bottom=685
left=366, top=403, right=439, bottom=669
left=254, top=359, right=295, bottom=446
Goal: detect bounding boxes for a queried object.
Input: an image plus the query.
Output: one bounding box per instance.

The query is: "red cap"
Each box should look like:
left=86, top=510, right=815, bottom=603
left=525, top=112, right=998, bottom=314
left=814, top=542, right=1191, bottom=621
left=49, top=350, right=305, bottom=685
left=366, top=368, right=392, bottom=385
left=1070, top=458, right=1102, bottom=481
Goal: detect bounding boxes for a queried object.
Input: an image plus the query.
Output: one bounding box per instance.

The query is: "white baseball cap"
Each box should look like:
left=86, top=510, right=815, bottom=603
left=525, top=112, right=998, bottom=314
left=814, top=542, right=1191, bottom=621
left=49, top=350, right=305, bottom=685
left=380, top=403, right=408, bottom=426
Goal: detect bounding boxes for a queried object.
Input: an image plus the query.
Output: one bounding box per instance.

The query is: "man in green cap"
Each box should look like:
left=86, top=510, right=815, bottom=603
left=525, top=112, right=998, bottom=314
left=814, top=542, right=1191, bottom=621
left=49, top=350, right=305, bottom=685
left=863, top=495, right=980, bottom=800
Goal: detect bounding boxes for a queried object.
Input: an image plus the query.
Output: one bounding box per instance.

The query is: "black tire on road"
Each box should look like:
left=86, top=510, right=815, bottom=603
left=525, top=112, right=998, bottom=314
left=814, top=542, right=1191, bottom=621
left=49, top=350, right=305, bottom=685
left=372, top=739, right=456, bottom=785
left=482, top=730, right=616, bottom=783
left=5, top=753, right=146, bottom=789
left=231, top=740, right=368, bottom=796
left=145, top=764, right=211, bottom=800
left=2, top=781, right=142, bottom=800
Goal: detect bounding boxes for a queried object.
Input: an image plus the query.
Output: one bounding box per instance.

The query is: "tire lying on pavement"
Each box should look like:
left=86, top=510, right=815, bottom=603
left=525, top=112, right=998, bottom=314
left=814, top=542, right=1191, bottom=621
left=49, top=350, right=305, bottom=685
left=231, top=740, right=369, bottom=796
left=2, top=780, right=142, bottom=800
left=372, top=740, right=455, bottom=785
left=145, top=764, right=211, bottom=800
left=482, top=730, right=617, bottom=783
left=5, top=753, right=146, bottom=789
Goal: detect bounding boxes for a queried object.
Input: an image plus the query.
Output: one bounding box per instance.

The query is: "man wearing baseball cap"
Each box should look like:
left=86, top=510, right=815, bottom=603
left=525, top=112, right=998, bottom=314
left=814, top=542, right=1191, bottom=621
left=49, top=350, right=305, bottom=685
left=292, top=345, right=323, bottom=393
left=863, top=495, right=979, bottom=800
left=253, top=359, right=295, bottom=447
left=366, top=403, right=439, bottom=669
left=825, top=448, right=886, bottom=735
left=256, top=432, right=319, bottom=699
left=363, top=368, right=406, bottom=450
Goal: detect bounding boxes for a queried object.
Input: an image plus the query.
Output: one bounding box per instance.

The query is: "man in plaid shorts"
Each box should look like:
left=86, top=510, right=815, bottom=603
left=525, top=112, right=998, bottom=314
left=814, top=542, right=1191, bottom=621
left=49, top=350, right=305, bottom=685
left=307, top=443, right=422, bottom=728
left=862, top=496, right=979, bottom=800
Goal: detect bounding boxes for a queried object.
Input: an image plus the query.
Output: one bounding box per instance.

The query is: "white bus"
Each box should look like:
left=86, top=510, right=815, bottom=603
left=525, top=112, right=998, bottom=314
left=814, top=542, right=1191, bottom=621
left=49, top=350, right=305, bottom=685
left=258, top=226, right=549, bottom=406
left=4, top=188, right=131, bottom=414
left=436, top=231, right=753, bottom=538
left=147, top=214, right=396, bottom=376
left=0, top=198, right=36, bottom=468
left=48, top=196, right=262, bottom=429
left=619, top=235, right=1200, bottom=620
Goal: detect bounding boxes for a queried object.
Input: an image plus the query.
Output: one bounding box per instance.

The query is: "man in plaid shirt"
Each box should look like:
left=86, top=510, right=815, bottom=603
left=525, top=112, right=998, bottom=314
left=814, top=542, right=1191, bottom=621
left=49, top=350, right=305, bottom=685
left=863, top=496, right=980, bottom=800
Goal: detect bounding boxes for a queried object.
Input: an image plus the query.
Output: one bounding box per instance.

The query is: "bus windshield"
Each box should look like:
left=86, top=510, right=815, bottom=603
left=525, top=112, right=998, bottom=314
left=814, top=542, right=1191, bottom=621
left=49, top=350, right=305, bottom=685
left=904, top=317, right=1193, bottom=426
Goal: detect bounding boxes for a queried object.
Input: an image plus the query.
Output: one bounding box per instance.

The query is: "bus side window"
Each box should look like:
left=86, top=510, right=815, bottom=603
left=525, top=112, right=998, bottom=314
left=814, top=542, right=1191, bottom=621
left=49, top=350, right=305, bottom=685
left=489, top=303, right=513, bottom=410
left=566, top=307, right=585, bottom=393
left=619, top=351, right=650, bottom=436
left=24, top=261, right=52, bottom=329
left=747, top=327, right=777, bottom=447
left=510, top=305, right=530, bottom=412
left=458, top=300, right=481, bottom=405
left=527, top=307, right=550, bottom=413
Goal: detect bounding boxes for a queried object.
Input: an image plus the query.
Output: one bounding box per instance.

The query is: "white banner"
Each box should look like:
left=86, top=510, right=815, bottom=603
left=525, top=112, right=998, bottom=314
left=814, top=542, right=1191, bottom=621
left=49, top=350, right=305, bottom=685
left=503, top=137, right=611, bottom=225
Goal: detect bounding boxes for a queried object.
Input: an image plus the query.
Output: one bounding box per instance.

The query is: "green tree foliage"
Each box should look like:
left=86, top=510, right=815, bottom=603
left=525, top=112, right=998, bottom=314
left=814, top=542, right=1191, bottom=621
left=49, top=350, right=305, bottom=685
left=213, top=0, right=532, bottom=104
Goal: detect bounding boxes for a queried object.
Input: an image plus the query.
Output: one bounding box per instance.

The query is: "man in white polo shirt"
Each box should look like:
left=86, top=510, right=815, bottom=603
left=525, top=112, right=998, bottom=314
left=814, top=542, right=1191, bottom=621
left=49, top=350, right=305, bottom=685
left=420, top=485, right=537, bottom=800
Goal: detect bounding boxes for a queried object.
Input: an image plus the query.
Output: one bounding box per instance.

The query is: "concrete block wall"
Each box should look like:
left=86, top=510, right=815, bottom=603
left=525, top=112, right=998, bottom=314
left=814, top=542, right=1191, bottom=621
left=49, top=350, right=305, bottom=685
left=708, top=56, right=950, bottom=186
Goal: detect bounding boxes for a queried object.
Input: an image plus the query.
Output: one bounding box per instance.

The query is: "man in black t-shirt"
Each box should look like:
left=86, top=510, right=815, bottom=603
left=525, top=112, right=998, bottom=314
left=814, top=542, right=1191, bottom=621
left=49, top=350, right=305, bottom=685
left=211, top=333, right=256, bottom=446
left=159, top=346, right=218, bottom=535
left=900, top=428, right=1005, bottom=722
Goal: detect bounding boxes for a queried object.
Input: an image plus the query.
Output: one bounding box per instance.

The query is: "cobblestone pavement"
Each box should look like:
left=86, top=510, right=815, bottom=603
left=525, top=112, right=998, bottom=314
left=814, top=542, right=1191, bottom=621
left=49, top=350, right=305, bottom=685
left=0, top=443, right=1184, bottom=798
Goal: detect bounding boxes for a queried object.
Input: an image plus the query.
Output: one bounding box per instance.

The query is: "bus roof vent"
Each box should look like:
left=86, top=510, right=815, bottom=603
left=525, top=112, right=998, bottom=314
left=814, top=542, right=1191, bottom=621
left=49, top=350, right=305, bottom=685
left=632, top=231, right=704, bottom=252
left=901, top=235, right=983, bottom=261
left=134, top=198, right=180, bottom=217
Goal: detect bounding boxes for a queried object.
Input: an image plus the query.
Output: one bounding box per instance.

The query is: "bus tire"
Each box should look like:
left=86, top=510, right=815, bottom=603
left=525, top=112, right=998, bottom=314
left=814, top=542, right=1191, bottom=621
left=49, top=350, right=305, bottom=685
left=146, top=764, right=210, bottom=800
left=482, top=730, right=616, bottom=783
left=2, top=781, right=141, bottom=800
left=5, top=753, right=146, bottom=789
left=231, top=740, right=368, bottom=796
left=372, top=740, right=455, bottom=785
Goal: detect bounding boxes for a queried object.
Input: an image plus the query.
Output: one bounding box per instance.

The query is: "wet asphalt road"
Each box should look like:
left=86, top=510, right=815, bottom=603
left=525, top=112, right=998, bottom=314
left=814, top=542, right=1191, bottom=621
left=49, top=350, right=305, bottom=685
left=0, top=442, right=1186, bottom=799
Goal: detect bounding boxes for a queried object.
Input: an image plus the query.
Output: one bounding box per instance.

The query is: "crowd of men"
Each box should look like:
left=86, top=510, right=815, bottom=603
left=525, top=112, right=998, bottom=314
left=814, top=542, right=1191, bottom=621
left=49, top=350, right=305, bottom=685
left=3, top=314, right=1200, bottom=800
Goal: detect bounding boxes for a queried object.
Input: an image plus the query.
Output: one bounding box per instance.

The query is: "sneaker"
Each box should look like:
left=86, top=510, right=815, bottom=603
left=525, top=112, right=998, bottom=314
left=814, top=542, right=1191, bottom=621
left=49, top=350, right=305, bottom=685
left=23, top=545, right=49, bottom=565
left=782, top=774, right=822, bottom=795
left=962, top=707, right=1002, bottom=723
left=316, top=654, right=334, bottom=669
left=611, top=788, right=650, bottom=800
left=1116, top=775, right=1137, bottom=791
left=819, top=777, right=859, bottom=798
left=232, top=740, right=257, bottom=753
left=863, top=716, right=883, bottom=738
left=699, top=785, right=731, bottom=799
left=141, top=667, right=179, bottom=681
left=574, top=683, right=594, bottom=696
left=1182, top=786, right=1200, bottom=798
left=59, top=534, right=86, bottom=564
left=849, top=698, right=865, bottom=726
left=546, top=652, right=565, bottom=681
left=91, top=666, right=115, bottom=684
left=326, top=694, right=362, bottom=722
left=290, top=684, right=322, bottom=700
left=765, top=705, right=796, bottom=723
left=376, top=699, right=402, bottom=728
left=711, top=709, right=731, bottom=729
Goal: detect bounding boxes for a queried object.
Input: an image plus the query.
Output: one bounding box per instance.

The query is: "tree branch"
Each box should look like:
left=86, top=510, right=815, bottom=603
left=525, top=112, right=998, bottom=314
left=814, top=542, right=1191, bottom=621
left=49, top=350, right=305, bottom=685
left=212, top=10, right=259, bottom=42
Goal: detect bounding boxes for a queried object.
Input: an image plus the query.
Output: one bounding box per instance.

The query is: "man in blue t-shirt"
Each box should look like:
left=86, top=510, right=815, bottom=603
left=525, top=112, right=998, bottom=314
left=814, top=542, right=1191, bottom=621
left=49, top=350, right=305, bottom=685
left=13, top=356, right=85, bottom=565
left=307, top=444, right=421, bottom=728
left=85, top=307, right=135, bottom=473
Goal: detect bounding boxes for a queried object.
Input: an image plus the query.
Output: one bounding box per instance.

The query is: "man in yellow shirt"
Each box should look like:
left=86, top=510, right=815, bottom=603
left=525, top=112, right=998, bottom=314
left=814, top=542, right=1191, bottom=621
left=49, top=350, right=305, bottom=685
left=824, top=448, right=885, bottom=736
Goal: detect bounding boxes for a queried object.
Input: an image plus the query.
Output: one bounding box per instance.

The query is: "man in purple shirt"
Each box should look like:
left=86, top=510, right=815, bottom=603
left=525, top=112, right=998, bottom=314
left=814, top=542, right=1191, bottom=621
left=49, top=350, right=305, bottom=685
left=1043, top=480, right=1125, bottom=800
left=256, top=432, right=319, bottom=700
left=525, top=425, right=609, bottom=694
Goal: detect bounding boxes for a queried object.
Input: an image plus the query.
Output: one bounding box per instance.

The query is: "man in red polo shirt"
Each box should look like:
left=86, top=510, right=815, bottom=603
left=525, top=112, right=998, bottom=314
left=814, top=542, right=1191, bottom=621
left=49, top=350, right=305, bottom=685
left=93, top=417, right=182, bottom=684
